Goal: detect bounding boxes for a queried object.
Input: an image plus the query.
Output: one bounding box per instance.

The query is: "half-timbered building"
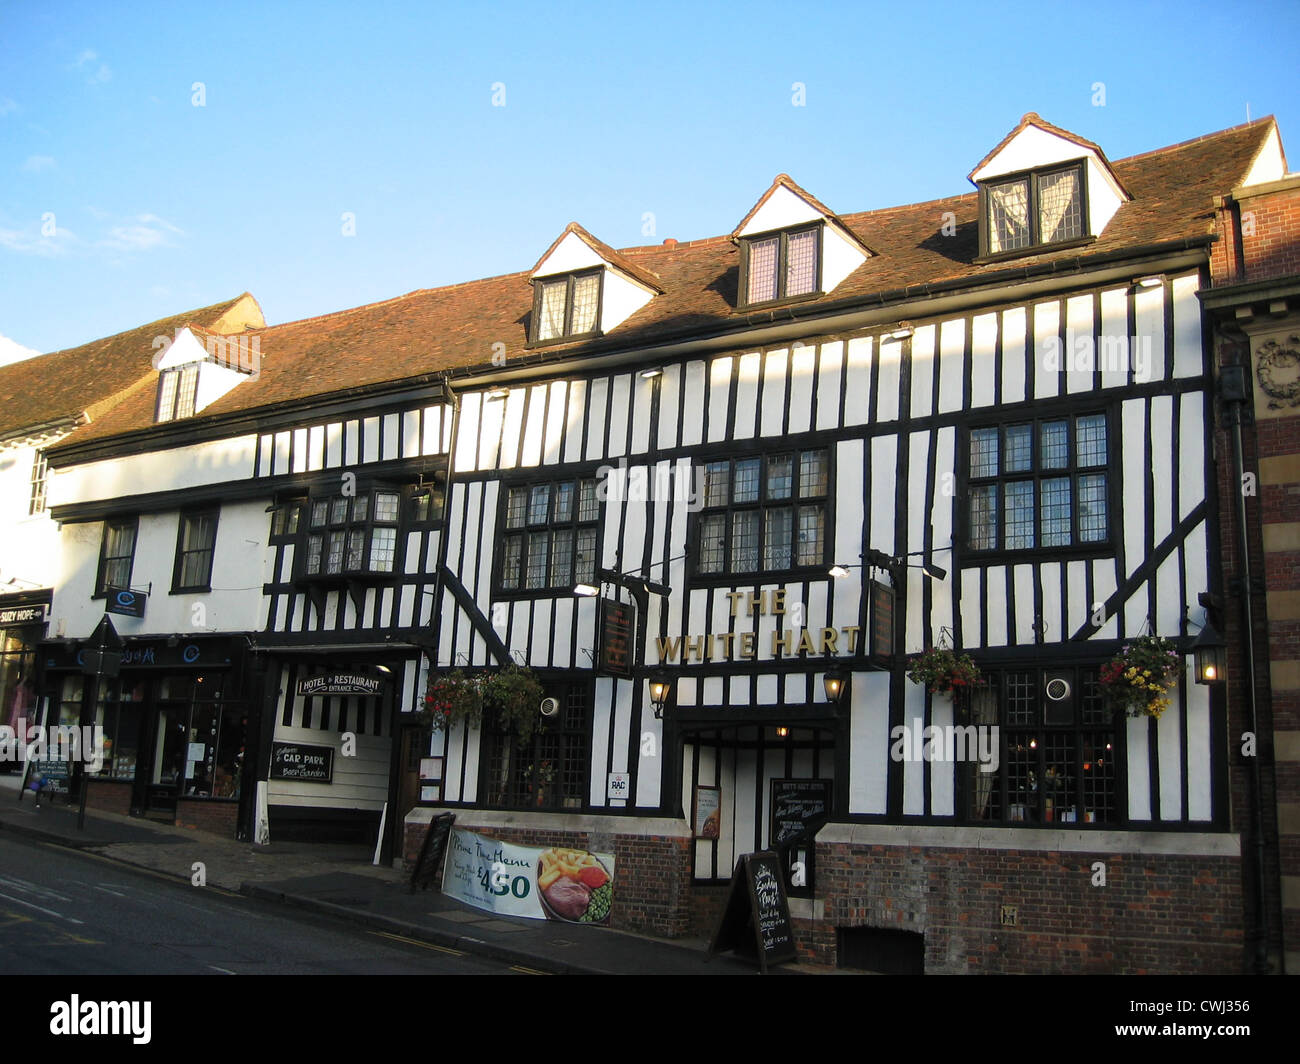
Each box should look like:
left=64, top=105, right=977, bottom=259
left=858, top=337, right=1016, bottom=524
left=0, top=295, right=262, bottom=792
left=35, top=112, right=1292, bottom=972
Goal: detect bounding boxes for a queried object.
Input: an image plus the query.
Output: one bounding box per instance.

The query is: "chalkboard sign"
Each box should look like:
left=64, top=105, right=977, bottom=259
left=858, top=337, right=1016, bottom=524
left=28, top=759, right=70, bottom=796
left=270, top=741, right=333, bottom=782
left=770, top=778, right=831, bottom=846
left=410, top=812, right=456, bottom=893
left=706, top=851, right=796, bottom=973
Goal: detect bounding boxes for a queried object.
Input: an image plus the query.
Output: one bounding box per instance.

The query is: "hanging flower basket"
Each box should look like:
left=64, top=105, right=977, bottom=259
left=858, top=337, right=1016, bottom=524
left=482, top=665, right=546, bottom=747
left=906, top=642, right=982, bottom=695
left=417, top=670, right=482, bottom=734
left=1100, top=635, right=1181, bottom=718
left=417, top=665, right=547, bottom=744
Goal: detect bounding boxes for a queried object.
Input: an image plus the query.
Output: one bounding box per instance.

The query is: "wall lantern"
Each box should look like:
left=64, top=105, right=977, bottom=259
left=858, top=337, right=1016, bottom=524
left=1192, top=622, right=1227, bottom=685
left=823, top=668, right=847, bottom=704
left=648, top=676, right=672, bottom=719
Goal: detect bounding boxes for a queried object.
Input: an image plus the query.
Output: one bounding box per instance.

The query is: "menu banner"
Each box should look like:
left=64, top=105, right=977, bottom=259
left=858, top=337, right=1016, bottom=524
left=441, top=828, right=615, bottom=925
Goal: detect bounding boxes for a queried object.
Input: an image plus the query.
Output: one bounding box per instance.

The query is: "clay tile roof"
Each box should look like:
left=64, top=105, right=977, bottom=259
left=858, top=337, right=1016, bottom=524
left=47, top=118, right=1280, bottom=454
left=0, top=294, right=261, bottom=441
left=532, top=221, right=663, bottom=293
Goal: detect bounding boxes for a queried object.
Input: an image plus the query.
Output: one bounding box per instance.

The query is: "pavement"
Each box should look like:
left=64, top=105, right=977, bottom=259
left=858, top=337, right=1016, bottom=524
left=0, top=772, right=824, bottom=975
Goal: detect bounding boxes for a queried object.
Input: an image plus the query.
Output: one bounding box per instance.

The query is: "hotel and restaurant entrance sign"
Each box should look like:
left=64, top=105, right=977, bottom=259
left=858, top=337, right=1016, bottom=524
left=297, top=673, right=386, bottom=697
left=653, top=587, right=894, bottom=665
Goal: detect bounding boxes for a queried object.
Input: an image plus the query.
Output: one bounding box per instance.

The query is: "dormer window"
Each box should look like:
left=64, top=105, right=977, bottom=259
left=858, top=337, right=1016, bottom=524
left=533, top=269, right=602, bottom=343
left=741, top=224, right=821, bottom=306
left=983, top=163, right=1085, bottom=255
left=157, top=364, right=199, bottom=422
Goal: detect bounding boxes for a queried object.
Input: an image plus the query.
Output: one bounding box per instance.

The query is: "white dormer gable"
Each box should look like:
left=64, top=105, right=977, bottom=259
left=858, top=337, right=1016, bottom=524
left=970, top=113, right=1130, bottom=251
left=153, top=326, right=257, bottom=421
left=733, top=175, right=871, bottom=305
left=529, top=223, right=660, bottom=342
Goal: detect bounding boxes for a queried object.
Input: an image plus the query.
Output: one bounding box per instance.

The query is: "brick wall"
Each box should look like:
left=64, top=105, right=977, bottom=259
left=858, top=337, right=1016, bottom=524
left=689, top=883, right=731, bottom=939
left=175, top=799, right=239, bottom=837
left=85, top=780, right=132, bottom=815
left=1209, top=171, right=1300, bottom=972
left=1240, top=192, right=1300, bottom=281
left=808, top=842, right=1243, bottom=973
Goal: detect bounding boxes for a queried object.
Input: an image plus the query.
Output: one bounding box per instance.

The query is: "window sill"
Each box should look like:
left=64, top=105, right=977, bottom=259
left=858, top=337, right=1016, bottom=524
left=960, top=542, right=1113, bottom=567
left=495, top=585, right=595, bottom=601
left=972, top=234, right=1096, bottom=265
left=295, top=571, right=397, bottom=586
left=736, top=290, right=822, bottom=314
left=170, top=584, right=212, bottom=595
left=688, top=564, right=833, bottom=589
left=525, top=329, right=603, bottom=351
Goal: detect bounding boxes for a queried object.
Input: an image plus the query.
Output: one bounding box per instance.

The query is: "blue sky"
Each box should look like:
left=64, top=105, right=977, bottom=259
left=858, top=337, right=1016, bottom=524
left=2, top=0, right=1298, bottom=355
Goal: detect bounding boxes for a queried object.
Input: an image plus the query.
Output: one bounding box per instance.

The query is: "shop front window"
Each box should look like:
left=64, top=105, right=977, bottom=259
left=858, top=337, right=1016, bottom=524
left=1, top=625, right=39, bottom=741
left=481, top=683, right=589, bottom=810
left=61, top=673, right=244, bottom=797
left=964, top=665, right=1117, bottom=826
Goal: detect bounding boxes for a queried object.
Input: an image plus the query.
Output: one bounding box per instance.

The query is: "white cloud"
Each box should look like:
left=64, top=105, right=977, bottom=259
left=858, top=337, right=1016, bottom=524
left=0, top=333, right=40, bottom=367
left=74, top=49, right=111, bottom=85
left=0, top=223, right=77, bottom=257
left=99, top=213, right=184, bottom=251
left=22, top=155, right=55, bottom=173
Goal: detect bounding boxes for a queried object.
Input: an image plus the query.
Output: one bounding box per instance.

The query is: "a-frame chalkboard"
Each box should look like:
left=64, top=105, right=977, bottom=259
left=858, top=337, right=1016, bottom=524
left=706, top=850, right=796, bottom=973
left=409, top=812, right=456, bottom=893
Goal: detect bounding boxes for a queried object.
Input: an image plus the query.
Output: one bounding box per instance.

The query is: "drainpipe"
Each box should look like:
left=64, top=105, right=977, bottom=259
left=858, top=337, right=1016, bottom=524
left=1221, top=363, right=1271, bottom=974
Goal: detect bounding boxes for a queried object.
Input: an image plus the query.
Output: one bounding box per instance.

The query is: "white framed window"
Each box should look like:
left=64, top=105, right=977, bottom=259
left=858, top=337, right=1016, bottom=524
left=29, top=449, right=48, bottom=515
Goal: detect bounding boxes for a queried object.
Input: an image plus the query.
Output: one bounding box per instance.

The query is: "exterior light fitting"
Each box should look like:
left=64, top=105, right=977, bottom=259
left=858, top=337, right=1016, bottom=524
left=823, top=668, right=847, bottom=704
left=1192, top=621, right=1226, bottom=685
left=648, top=676, right=672, bottom=719
left=573, top=583, right=601, bottom=597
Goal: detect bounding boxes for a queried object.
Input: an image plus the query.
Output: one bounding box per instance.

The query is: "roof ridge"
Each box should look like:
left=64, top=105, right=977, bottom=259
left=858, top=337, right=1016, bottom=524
left=1115, top=115, right=1275, bottom=163
left=251, top=269, right=534, bottom=334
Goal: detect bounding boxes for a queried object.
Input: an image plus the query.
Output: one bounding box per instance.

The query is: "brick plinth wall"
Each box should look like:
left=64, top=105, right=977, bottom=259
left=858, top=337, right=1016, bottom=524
left=85, top=780, right=132, bottom=815
left=809, top=838, right=1243, bottom=974
left=689, top=883, right=731, bottom=939
left=404, top=811, right=694, bottom=937
left=175, top=798, right=239, bottom=837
